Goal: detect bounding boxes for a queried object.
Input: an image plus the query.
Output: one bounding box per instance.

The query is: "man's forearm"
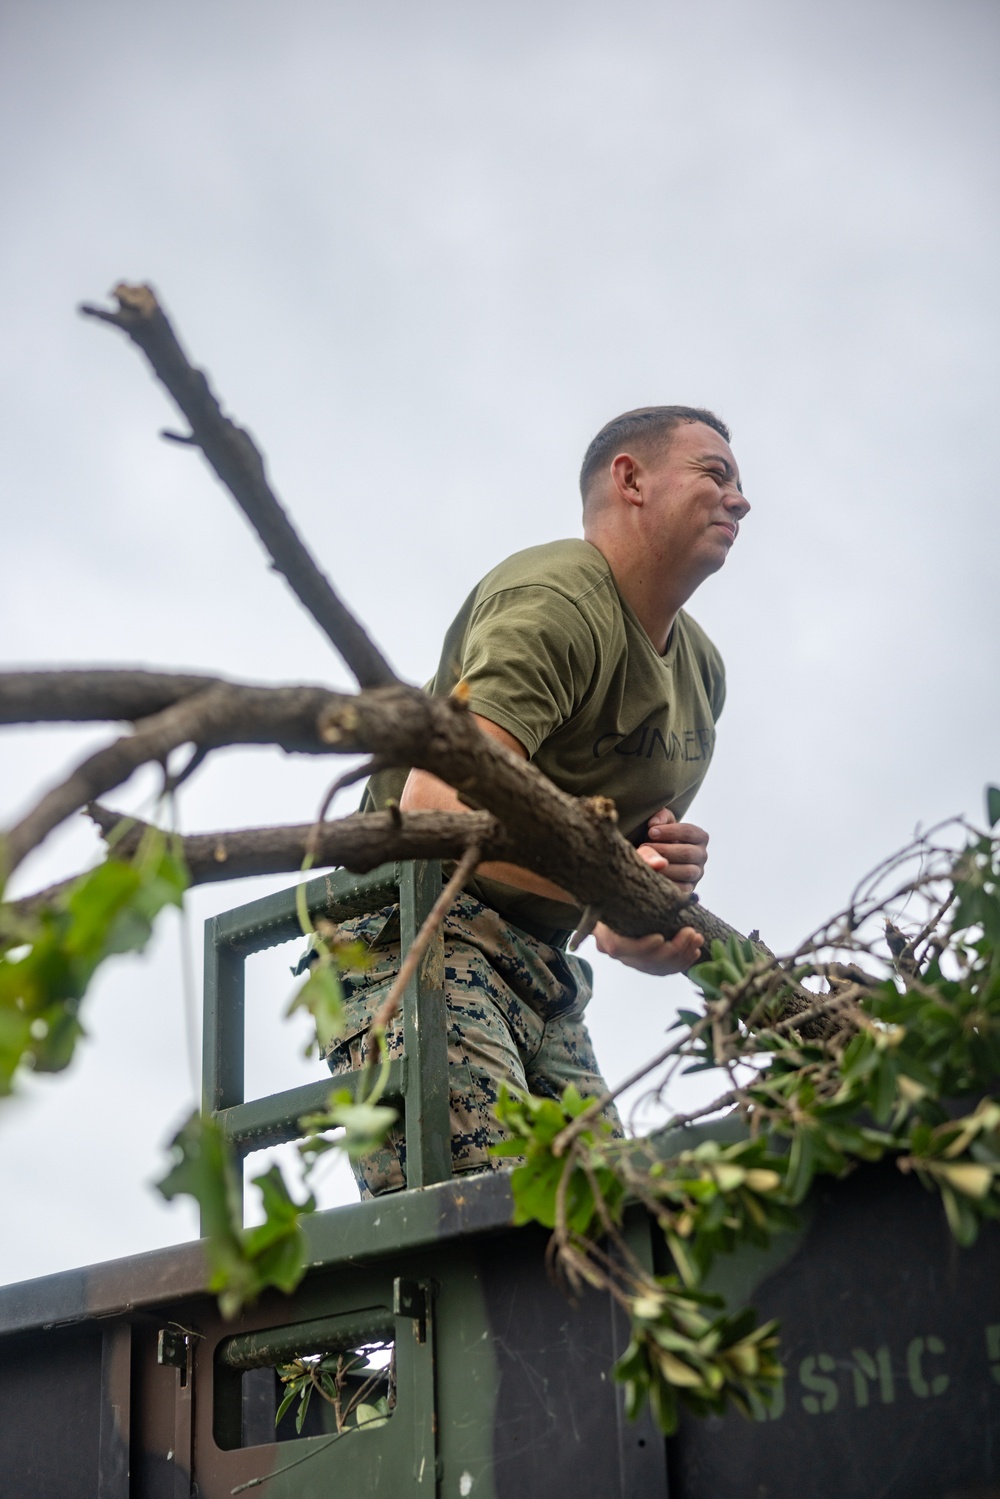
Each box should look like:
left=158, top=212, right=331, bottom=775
left=399, top=766, right=579, bottom=904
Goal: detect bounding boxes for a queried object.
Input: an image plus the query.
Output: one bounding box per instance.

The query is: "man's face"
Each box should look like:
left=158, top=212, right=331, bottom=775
left=640, top=421, right=749, bottom=577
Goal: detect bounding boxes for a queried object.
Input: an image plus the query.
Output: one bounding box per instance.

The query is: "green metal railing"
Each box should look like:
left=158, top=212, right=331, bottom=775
left=201, top=860, right=452, bottom=1225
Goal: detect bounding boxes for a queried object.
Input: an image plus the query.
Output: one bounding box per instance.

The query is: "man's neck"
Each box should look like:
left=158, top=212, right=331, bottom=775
left=584, top=531, right=695, bottom=654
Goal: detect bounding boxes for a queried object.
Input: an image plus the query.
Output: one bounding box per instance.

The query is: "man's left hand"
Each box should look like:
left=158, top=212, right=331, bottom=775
left=593, top=918, right=703, bottom=976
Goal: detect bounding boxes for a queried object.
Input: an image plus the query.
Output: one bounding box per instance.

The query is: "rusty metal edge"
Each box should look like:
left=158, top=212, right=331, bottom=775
left=0, top=1169, right=515, bottom=1339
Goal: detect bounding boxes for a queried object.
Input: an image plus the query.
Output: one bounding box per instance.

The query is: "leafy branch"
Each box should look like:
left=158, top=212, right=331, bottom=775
left=276, top=1344, right=392, bottom=1436
left=158, top=1110, right=316, bottom=1320
left=0, top=826, right=188, bottom=1095
left=493, top=801, right=1000, bottom=1434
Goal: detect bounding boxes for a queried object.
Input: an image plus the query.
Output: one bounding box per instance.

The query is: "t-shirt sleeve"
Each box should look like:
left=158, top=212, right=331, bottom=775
left=709, top=656, right=726, bottom=721
left=458, top=585, right=598, bottom=756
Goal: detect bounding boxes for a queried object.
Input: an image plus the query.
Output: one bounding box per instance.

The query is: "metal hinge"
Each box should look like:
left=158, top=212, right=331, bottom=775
left=393, top=1277, right=430, bottom=1343
left=157, top=1327, right=191, bottom=1383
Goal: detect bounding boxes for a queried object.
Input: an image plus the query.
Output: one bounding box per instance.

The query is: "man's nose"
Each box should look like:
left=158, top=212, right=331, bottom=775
left=725, top=488, right=750, bottom=520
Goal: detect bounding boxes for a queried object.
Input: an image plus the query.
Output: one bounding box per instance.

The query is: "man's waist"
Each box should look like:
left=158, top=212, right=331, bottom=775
left=464, top=873, right=578, bottom=950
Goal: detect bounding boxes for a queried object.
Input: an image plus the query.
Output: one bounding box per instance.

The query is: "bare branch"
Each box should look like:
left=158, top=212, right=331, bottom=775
left=97, top=804, right=507, bottom=881
left=0, top=669, right=224, bottom=724
left=369, top=842, right=483, bottom=1039
left=314, top=758, right=386, bottom=822
left=79, top=283, right=398, bottom=690
left=550, top=1014, right=714, bottom=1158
left=0, top=669, right=789, bottom=976
left=5, top=806, right=509, bottom=919
left=315, top=684, right=748, bottom=950
left=1, top=682, right=335, bottom=879
left=663, top=1089, right=740, bottom=1130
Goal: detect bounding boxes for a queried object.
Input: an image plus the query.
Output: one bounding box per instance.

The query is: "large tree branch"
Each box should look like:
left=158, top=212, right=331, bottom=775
left=0, top=668, right=736, bottom=950
left=88, top=801, right=511, bottom=878
left=0, top=287, right=826, bottom=1053
left=7, top=805, right=510, bottom=917
left=314, top=684, right=739, bottom=948
left=79, top=284, right=398, bottom=691
left=1, top=681, right=336, bottom=879
left=3, top=671, right=826, bottom=1023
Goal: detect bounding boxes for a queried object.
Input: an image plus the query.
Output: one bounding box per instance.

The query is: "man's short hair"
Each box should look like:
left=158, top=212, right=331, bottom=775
left=579, top=406, right=731, bottom=501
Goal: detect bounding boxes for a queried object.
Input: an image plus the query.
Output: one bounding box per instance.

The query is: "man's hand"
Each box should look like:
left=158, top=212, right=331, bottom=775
left=591, top=827, right=707, bottom=976
left=638, top=807, right=709, bottom=893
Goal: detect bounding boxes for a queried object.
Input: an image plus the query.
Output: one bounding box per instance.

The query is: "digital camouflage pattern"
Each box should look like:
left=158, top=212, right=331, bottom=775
left=326, top=892, right=624, bottom=1196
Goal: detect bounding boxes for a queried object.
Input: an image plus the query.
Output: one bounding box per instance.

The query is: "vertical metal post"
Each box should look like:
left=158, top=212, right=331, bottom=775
left=202, top=917, right=245, bottom=1115
left=399, top=861, right=451, bottom=1188
left=202, top=916, right=246, bottom=1230
left=171, top=1334, right=194, bottom=1499
left=98, top=1323, right=131, bottom=1499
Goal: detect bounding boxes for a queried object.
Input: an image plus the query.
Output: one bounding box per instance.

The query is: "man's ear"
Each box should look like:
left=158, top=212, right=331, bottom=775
left=609, top=452, right=644, bottom=507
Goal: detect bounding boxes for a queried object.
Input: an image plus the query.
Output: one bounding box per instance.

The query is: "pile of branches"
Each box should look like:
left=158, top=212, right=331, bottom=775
left=495, top=812, right=1000, bottom=1431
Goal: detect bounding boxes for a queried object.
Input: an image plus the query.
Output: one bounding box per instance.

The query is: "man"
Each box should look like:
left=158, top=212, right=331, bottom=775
left=326, top=405, right=749, bottom=1195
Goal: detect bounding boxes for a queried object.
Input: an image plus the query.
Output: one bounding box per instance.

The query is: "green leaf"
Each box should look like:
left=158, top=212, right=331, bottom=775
left=301, top=1087, right=398, bottom=1164
left=0, top=837, right=189, bottom=1094
left=986, top=786, right=1000, bottom=829
left=275, top=1382, right=300, bottom=1426
left=157, top=1113, right=313, bottom=1319
left=354, top=1401, right=389, bottom=1430
left=286, top=961, right=345, bottom=1056
left=295, top=1382, right=313, bottom=1434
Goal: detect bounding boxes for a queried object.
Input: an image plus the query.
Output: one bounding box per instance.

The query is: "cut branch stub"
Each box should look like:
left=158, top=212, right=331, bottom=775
left=79, top=283, right=398, bottom=691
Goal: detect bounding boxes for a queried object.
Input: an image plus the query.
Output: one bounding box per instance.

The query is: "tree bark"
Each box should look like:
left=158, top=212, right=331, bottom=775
left=1, top=669, right=748, bottom=952
left=79, top=284, right=398, bottom=690
left=7, top=805, right=510, bottom=918
left=93, top=803, right=511, bottom=881
left=0, top=669, right=225, bottom=724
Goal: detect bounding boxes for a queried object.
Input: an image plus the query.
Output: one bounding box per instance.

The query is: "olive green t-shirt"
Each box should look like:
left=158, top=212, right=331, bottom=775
left=364, top=538, right=725, bottom=935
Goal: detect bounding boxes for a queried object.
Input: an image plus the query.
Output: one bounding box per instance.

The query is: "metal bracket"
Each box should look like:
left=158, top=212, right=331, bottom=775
left=393, top=1278, right=429, bottom=1343
left=157, top=1327, right=189, bottom=1374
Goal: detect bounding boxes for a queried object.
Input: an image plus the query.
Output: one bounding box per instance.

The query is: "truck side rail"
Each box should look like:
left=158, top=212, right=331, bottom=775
left=201, top=859, right=450, bottom=1226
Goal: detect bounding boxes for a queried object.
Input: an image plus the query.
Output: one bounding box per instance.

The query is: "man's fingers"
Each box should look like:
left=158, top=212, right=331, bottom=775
left=641, top=822, right=709, bottom=892
left=592, top=921, right=704, bottom=975
left=655, top=844, right=708, bottom=867
left=670, top=926, right=704, bottom=963
left=647, top=820, right=709, bottom=847
left=636, top=844, right=671, bottom=873
left=636, top=841, right=706, bottom=891
left=636, top=842, right=706, bottom=870
left=594, top=926, right=663, bottom=956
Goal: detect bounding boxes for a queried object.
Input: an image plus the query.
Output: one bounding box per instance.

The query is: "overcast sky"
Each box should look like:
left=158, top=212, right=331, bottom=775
left=1, top=0, right=997, bottom=1285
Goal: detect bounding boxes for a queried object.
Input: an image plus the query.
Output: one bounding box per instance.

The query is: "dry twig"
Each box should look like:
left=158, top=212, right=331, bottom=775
left=369, top=841, right=483, bottom=1040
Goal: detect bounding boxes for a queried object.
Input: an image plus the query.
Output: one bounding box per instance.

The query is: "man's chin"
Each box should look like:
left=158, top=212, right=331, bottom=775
left=700, top=545, right=731, bottom=577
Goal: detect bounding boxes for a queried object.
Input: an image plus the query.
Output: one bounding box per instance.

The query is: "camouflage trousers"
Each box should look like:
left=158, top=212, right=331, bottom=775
left=325, top=892, right=624, bottom=1197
